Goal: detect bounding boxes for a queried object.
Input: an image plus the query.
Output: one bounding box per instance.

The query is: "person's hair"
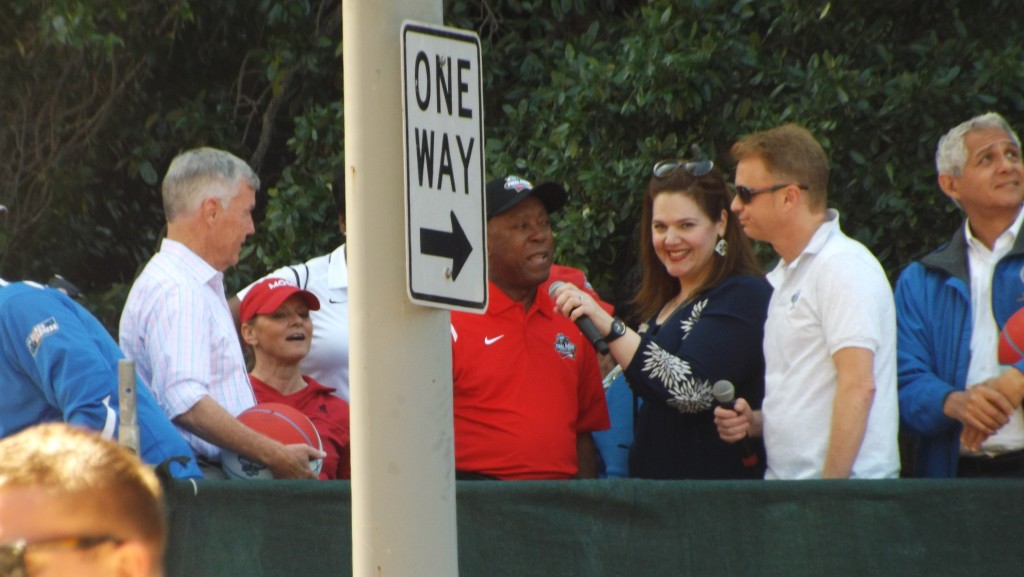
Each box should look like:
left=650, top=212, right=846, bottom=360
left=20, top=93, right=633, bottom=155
left=935, top=111, right=1021, bottom=176
left=730, top=123, right=830, bottom=211
left=162, top=147, right=260, bottom=221
left=630, top=164, right=763, bottom=322
left=332, top=167, right=346, bottom=219
left=0, top=424, right=166, bottom=557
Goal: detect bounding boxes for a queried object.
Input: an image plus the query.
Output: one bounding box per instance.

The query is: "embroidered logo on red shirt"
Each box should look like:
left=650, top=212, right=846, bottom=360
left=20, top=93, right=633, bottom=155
left=553, top=333, right=576, bottom=359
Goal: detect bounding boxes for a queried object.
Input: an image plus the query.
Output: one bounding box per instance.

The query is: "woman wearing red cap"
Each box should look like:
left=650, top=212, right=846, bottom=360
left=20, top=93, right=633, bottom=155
left=239, top=277, right=351, bottom=479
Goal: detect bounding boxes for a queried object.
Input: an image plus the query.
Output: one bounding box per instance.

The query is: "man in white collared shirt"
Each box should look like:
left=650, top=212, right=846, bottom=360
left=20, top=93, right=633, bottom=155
left=120, top=147, right=323, bottom=478
left=714, top=124, right=900, bottom=479
left=895, top=112, right=1024, bottom=477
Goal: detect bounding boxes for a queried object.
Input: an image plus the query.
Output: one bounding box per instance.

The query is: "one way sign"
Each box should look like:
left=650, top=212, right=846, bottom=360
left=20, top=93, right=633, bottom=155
left=402, top=21, right=487, bottom=312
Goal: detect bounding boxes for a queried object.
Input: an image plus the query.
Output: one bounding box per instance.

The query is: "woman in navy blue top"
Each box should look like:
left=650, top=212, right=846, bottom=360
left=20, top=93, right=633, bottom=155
left=552, top=159, right=771, bottom=479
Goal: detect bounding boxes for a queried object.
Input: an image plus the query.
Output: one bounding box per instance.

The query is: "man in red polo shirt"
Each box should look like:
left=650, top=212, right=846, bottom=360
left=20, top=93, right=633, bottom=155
left=450, top=175, right=610, bottom=480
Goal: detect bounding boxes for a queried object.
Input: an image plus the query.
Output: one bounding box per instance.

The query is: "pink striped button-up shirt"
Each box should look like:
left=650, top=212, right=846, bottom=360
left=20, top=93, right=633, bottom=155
left=119, top=238, right=255, bottom=460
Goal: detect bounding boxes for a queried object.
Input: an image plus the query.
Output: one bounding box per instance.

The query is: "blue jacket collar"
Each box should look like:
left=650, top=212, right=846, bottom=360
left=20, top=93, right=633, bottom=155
left=920, top=220, right=1024, bottom=284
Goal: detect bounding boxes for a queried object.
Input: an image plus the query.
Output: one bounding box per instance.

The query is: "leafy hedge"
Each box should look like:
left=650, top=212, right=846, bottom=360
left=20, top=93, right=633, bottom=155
left=5, top=0, right=1024, bottom=328
left=448, top=0, right=1024, bottom=307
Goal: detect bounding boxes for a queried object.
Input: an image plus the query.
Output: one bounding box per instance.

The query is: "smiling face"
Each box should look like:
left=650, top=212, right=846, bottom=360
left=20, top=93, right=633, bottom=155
left=941, top=126, right=1024, bottom=220
left=651, top=191, right=726, bottom=288
left=243, top=294, right=313, bottom=365
left=487, top=196, right=553, bottom=304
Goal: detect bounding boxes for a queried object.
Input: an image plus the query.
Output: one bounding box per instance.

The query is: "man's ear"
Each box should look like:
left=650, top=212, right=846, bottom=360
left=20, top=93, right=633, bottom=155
left=781, top=182, right=802, bottom=208
left=938, top=173, right=959, bottom=203
left=201, top=197, right=221, bottom=224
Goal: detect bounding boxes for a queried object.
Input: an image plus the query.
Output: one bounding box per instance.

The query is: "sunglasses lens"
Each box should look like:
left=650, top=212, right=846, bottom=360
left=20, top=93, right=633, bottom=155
left=653, top=159, right=714, bottom=179
left=652, top=160, right=680, bottom=179
left=735, top=186, right=752, bottom=203
left=684, top=160, right=714, bottom=177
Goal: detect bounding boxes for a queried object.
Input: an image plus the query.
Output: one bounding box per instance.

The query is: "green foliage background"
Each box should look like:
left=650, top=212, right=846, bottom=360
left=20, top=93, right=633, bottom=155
left=2, top=0, right=1023, bottom=331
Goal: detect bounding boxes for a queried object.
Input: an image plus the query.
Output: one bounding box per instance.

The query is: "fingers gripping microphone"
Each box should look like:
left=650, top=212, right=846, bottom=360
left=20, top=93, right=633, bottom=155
left=548, top=280, right=610, bottom=355
left=712, top=380, right=760, bottom=470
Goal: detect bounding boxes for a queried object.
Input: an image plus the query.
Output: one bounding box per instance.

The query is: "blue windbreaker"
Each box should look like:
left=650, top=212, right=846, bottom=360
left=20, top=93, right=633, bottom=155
left=895, top=225, right=1024, bottom=477
left=0, top=281, right=201, bottom=479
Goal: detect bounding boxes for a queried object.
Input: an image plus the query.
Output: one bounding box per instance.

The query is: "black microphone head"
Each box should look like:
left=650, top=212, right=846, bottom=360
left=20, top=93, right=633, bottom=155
left=547, top=280, right=566, bottom=298
left=711, top=380, right=735, bottom=404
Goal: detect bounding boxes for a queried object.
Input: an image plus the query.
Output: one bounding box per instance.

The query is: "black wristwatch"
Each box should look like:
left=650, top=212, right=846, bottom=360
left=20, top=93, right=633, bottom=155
left=604, top=317, right=626, bottom=344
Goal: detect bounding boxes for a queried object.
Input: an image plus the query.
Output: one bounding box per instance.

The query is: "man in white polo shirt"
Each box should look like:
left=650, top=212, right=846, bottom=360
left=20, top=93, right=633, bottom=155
left=714, top=124, right=900, bottom=479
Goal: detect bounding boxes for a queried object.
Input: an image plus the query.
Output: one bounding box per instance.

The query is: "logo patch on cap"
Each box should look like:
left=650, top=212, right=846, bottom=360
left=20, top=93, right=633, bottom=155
left=267, top=279, right=292, bottom=290
left=504, top=176, right=533, bottom=192
left=26, top=317, right=59, bottom=357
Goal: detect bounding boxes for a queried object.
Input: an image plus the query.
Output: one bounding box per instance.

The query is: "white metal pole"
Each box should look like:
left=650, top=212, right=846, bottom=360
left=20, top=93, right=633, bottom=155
left=343, top=1, right=459, bottom=577
left=117, top=359, right=140, bottom=453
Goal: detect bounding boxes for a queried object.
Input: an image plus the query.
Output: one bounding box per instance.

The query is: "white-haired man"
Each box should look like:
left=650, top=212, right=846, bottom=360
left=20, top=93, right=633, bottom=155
left=120, top=148, right=322, bottom=479
left=896, top=112, right=1024, bottom=477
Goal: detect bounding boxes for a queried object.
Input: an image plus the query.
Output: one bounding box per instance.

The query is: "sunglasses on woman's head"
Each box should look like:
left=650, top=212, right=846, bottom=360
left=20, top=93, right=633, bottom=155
left=652, top=159, right=714, bottom=179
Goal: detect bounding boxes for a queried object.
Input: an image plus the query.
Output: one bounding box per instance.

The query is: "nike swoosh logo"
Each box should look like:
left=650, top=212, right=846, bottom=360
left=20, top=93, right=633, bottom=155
left=484, top=335, right=504, bottom=345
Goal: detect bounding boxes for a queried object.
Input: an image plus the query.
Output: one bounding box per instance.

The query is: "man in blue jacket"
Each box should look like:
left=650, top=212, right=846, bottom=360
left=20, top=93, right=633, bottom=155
left=896, top=112, right=1024, bottom=477
left=0, top=279, right=201, bottom=479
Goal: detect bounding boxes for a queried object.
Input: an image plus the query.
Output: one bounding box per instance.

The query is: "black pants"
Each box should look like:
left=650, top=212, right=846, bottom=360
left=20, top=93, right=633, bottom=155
left=957, top=450, right=1024, bottom=478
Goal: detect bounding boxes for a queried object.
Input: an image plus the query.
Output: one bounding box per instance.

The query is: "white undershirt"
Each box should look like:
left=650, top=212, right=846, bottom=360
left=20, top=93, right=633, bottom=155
left=964, top=208, right=1024, bottom=454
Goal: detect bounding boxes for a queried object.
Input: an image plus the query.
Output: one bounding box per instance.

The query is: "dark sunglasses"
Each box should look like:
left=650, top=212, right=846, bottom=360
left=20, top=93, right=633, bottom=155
left=652, top=159, right=714, bottom=179
left=733, top=182, right=809, bottom=204
left=0, top=536, right=124, bottom=577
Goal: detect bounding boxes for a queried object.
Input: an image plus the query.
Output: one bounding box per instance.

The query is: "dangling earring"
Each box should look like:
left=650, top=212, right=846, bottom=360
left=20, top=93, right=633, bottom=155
left=714, top=237, right=728, bottom=257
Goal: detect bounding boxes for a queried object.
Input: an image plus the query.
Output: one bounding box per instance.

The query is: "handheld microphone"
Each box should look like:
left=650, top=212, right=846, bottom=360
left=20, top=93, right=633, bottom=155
left=711, top=379, right=760, bottom=470
left=548, top=280, right=609, bottom=355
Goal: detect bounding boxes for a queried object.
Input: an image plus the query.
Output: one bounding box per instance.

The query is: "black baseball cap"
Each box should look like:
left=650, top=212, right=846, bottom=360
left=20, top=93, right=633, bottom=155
left=486, top=176, right=567, bottom=220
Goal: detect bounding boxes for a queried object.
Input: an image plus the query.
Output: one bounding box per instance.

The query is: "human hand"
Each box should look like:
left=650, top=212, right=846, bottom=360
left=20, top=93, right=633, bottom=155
left=551, top=282, right=611, bottom=331
left=960, top=424, right=991, bottom=453
left=988, top=369, right=1024, bottom=407
left=268, top=443, right=327, bottom=479
left=714, top=397, right=752, bottom=443
left=960, top=382, right=1015, bottom=436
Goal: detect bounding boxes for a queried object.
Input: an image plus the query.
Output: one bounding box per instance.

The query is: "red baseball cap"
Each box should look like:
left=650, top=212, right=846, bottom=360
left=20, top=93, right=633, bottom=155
left=240, top=277, right=321, bottom=324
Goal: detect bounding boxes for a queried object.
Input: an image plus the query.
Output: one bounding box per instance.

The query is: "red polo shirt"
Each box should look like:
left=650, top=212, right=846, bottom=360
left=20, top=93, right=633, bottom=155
left=250, top=375, right=351, bottom=480
left=451, top=281, right=609, bottom=480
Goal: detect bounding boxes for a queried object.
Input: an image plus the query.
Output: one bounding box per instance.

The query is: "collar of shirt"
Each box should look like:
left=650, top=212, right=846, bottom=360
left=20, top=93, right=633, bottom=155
left=964, top=205, right=1024, bottom=259
left=160, top=238, right=223, bottom=291
left=768, top=208, right=840, bottom=283
left=487, top=280, right=553, bottom=319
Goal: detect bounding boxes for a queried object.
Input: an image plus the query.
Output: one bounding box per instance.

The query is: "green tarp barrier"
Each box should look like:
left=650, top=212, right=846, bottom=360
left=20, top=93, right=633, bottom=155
left=165, top=478, right=1024, bottom=576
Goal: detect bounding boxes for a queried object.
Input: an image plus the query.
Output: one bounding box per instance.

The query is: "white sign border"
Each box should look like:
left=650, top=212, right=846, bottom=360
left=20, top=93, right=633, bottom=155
left=401, top=20, right=488, bottom=313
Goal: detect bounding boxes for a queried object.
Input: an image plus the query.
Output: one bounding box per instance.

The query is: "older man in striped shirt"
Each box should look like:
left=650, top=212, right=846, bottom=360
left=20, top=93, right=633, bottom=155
left=120, top=148, right=323, bottom=478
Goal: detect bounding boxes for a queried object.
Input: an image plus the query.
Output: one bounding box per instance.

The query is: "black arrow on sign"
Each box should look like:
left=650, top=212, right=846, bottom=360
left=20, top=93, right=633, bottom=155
left=420, top=211, right=473, bottom=281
